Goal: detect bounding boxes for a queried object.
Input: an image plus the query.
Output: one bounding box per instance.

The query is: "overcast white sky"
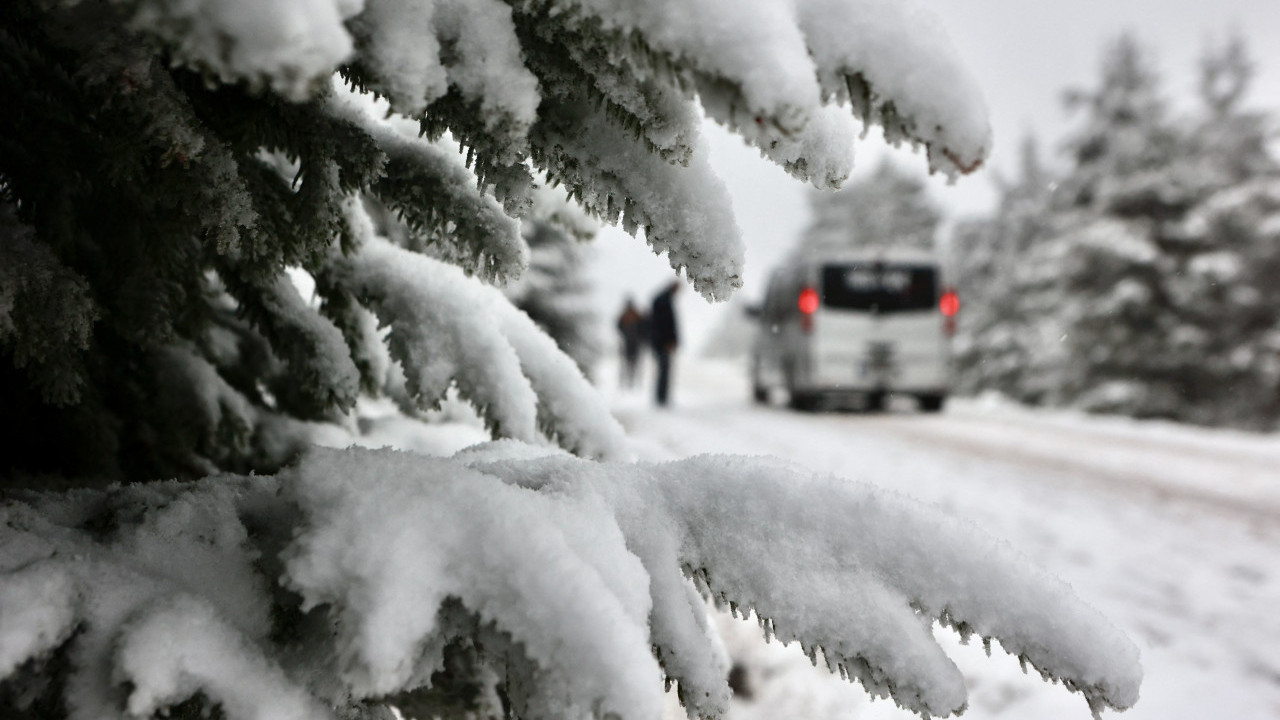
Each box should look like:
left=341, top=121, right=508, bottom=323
left=592, top=0, right=1280, bottom=354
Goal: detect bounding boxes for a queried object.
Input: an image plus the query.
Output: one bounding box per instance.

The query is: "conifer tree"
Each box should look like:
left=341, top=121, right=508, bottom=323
left=1034, top=35, right=1191, bottom=414
left=0, top=2, right=1142, bottom=720
left=795, top=159, right=941, bottom=259
left=954, top=32, right=1280, bottom=427
left=1160, top=34, right=1280, bottom=426
left=959, top=36, right=1198, bottom=414
left=503, top=190, right=601, bottom=376
left=951, top=135, right=1054, bottom=398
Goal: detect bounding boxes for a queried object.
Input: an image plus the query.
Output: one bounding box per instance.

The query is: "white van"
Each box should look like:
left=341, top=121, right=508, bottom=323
left=748, top=249, right=956, bottom=411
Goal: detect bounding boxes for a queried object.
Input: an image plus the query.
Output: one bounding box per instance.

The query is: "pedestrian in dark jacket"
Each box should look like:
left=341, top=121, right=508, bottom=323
left=616, top=298, right=647, bottom=389
left=649, top=280, right=680, bottom=406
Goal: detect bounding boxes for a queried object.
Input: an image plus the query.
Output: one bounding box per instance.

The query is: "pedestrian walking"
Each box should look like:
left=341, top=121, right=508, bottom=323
left=616, top=297, right=647, bottom=389
left=649, top=280, right=680, bottom=406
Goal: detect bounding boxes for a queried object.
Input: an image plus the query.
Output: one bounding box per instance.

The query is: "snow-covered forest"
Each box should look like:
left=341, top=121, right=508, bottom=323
left=951, top=33, right=1280, bottom=429
left=0, top=2, right=1149, bottom=720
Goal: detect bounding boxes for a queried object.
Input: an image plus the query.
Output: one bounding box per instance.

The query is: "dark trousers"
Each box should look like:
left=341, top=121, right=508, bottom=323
left=654, top=350, right=672, bottom=406
left=621, top=350, right=640, bottom=388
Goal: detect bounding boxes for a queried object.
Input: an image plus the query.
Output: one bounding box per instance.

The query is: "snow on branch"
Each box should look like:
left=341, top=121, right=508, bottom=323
left=0, top=561, right=77, bottom=679
left=337, top=228, right=535, bottom=441
left=0, top=477, right=286, bottom=720
left=744, top=105, right=858, bottom=191
left=533, top=94, right=743, bottom=300
left=283, top=448, right=664, bottom=715
left=127, top=0, right=358, bottom=101
left=514, top=0, right=989, bottom=179
left=327, top=94, right=530, bottom=283
left=0, top=445, right=1140, bottom=720
left=469, top=451, right=1144, bottom=718
left=431, top=0, right=541, bottom=140
left=222, top=272, right=362, bottom=414
left=334, top=220, right=627, bottom=460
left=126, top=0, right=991, bottom=299
left=796, top=0, right=991, bottom=176
left=514, top=5, right=704, bottom=167
left=348, top=0, right=449, bottom=116
left=116, top=595, right=327, bottom=720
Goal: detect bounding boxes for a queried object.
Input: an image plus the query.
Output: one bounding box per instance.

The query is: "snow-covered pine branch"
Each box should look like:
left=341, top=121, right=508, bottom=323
left=1, top=444, right=1140, bottom=720
left=333, top=222, right=627, bottom=460
left=117, top=0, right=991, bottom=299
left=531, top=91, right=744, bottom=299
left=326, top=92, right=531, bottom=280
left=503, top=185, right=604, bottom=374
left=0, top=1, right=1140, bottom=720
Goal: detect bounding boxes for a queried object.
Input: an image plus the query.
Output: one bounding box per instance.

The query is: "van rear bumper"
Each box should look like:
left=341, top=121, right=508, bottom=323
left=802, top=358, right=949, bottom=395
left=793, top=383, right=948, bottom=396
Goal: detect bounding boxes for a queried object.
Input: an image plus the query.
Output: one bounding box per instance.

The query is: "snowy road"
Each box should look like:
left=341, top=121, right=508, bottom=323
left=607, top=357, right=1280, bottom=720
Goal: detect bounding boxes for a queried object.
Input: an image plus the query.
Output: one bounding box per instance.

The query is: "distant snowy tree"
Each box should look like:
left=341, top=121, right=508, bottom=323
left=1185, top=33, right=1275, bottom=187
left=955, top=32, right=1280, bottom=427
left=951, top=136, right=1055, bottom=397
left=794, top=159, right=941, bottom=258
left=1057, top=35, right=1190, bottom=217
left=956, top=36, right=1214, bottom=415
left=1159, top=35, right=1280, bottom=426
left=1027, top=35, right=1194, bottom=415
left=0, top=2, right=1142, bottom=720
left=504, top=189, right=602, bottom=376
left=1165, top=176, right=1280, bottom=426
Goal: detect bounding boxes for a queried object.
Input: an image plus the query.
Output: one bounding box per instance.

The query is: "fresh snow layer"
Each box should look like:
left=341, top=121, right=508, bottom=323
left=337, top=234, right=629, bottom=460
left=130, top=0, right=358, bottom=100
left=283, top=447, right=664, bottom=713
left=0, top=561, right=77, bottom=678
left=548, top=0, right=990, bottom=175
left=282, top=439, right=1140, bottom=718
left=356, top=0, right=448, bottom=114
left=433, top=0, right=541, bottom=133
left=117, top=595, right=327, bottom=720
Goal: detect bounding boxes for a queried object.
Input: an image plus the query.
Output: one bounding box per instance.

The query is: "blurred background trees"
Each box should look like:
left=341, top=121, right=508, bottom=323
left=794, top=159, right=942, bottom=258
left=503, top=195, right=602, bottom=377
left=953, top=32, right=1280, bottom=428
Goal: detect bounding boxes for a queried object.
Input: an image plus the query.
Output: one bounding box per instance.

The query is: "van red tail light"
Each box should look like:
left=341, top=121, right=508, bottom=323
left=940, top=287, right=959, bottom=337
left=798, top=287, right=819, bottom=315
left=798, top=287, right=818, bottom=333
left=939, top=288, right=960, bottom=317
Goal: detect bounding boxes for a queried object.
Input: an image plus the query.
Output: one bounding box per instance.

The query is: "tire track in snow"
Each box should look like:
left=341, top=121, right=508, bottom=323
left=824, top=411, right=1280, bottom=525
left=624, top=402, right=1280, bottom=524
left=612, top=357, right=1280, bottom=523
left=943, top=407, right=1280, bottom=475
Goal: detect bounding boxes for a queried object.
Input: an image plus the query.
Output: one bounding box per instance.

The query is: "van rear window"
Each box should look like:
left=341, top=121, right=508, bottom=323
left=821, top=263, right=937, bottom=312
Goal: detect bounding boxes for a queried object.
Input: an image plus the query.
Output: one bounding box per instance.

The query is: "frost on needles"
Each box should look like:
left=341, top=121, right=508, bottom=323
left=0, top=1, right=1139, bottom=720
left=2, top=447, right=1141, bottom=720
